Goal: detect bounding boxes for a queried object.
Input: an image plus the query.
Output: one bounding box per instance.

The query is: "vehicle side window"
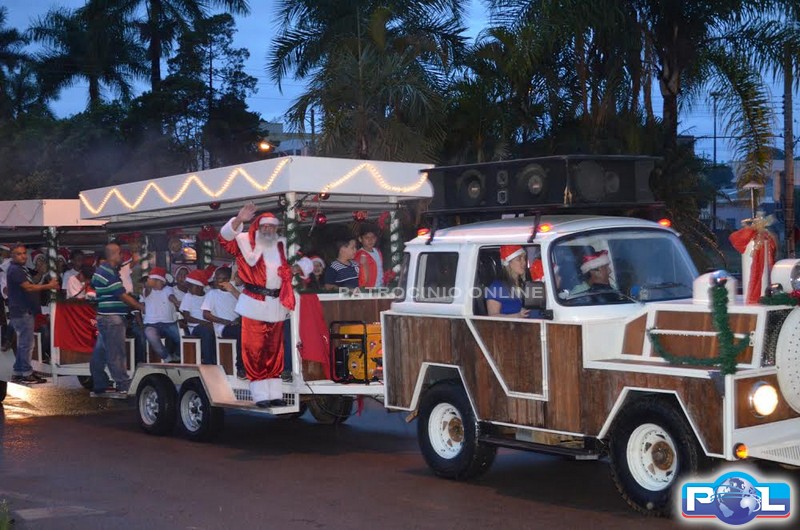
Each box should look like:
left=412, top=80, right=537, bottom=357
left=414, top=252, right=459, bottom=303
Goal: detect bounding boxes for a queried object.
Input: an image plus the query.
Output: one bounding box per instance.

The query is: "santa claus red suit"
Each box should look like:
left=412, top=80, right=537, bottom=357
left=218, top=211, right=295, bottom=406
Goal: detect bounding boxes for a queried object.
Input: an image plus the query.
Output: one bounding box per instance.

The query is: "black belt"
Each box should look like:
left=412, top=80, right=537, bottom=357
left=244, top=284, right=281, bottom=298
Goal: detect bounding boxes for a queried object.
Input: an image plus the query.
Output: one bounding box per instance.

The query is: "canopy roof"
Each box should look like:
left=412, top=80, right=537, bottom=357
left=0, top=200, right=105, bottom=228
left=80, top=156, right=433, bottom=224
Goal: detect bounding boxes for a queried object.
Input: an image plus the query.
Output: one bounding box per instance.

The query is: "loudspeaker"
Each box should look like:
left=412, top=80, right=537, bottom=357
left=567, top=158, right=655, bottom=204
left=427, top=156, right=656, bottom=211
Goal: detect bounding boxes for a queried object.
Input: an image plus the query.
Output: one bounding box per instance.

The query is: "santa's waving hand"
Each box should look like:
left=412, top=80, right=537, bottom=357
left=218, top=202, right=295, bottom=407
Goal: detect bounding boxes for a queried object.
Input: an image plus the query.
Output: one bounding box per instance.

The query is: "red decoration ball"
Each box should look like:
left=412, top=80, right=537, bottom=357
left=315, top=212, right=327, bottom=226
left=353, top=210, right=368, bottom=222
left=209, top=201, right=221, bottom=210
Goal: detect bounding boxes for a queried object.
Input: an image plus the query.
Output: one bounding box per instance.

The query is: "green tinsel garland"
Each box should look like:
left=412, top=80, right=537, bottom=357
left=647, top=284, right=750, bottom=375
left=758, top=292, right=799, bottom=306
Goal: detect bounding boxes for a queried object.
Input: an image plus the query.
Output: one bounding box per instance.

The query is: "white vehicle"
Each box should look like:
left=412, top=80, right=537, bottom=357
left=381, top=214, right=800, bottom=516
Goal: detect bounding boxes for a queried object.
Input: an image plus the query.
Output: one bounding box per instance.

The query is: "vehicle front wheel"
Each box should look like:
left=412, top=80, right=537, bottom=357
left=417, top=382, right=496, bottom=480
left=178, top=378, right=224, bottom=442
left=137, top=375, right=177, bottom=436
left=608, top=397, right=701, bottom=517
left=0, top=380, right=6, bottom=402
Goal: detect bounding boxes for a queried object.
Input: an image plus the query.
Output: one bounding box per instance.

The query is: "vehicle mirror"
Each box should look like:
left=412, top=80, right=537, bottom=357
left=523, top=281, right=546, bottom=309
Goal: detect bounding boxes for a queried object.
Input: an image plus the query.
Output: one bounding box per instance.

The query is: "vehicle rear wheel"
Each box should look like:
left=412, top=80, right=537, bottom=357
left=77, top=375, right=93, bottom=390
left=307, top=396, right=354, bottom=424
left=136, top=375, right=177, bottom=436
left=0, top=380, right=6, bottom=402
left=609, top=397, right=700, bottom=517
left=417, top=382, right=496, bottom=480
left=178, top=378, right=224, bottom=441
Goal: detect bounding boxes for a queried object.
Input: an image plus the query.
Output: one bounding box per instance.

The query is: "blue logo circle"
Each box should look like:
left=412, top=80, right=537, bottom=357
left=715, top=476, right=762, bottom=525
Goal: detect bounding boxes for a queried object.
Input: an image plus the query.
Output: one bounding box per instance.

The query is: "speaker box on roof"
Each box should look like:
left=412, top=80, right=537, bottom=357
left=427, top=156, right=657, bottom=211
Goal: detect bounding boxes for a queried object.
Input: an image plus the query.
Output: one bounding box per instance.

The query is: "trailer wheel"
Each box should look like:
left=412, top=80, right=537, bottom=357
left=0, top=380, right=6, bottom=402
left=178, top=378, right=224, bottom=442
left=417, top=382, right=496, bottom=480
left=307, top=396, right=354, bottom=425
left=77, top=376, right=93, bottom=390
left=137, top=375, right=177, bottom=436
left=609, top=397, right=700, bottom=517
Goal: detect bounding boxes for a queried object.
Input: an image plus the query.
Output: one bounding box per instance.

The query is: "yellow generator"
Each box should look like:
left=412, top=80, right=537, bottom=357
left=330, top=322, right=383, bottom=383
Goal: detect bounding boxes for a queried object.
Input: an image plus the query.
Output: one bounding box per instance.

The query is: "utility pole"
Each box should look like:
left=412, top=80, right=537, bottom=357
left=711, top=91, right=722, bottom=231
left=784, top=44, right=795, bottom=257
left=310, top=107, right=316, bottom=155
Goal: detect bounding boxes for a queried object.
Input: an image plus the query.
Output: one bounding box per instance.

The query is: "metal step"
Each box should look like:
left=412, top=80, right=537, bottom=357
left=479, top=435, right=601, bottom=460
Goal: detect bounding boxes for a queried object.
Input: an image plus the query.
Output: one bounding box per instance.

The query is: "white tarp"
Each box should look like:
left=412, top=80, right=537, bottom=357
left=80, top=156, right=433, bottom=220
left=0, top=199, right=105, bottom=227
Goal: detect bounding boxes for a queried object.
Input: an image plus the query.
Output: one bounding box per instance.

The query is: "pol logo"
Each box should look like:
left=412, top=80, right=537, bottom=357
left=680, top=470, right=791, bottom=526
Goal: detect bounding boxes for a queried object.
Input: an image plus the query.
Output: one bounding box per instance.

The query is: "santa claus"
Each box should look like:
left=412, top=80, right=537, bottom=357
left=218, top=203, right=295, bottom=407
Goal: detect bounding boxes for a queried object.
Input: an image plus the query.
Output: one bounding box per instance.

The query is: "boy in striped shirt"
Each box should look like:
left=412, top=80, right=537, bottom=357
left=89, top=241, right=144, bottom=399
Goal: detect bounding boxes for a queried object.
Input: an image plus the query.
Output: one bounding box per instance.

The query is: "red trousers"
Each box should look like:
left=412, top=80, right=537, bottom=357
left=241, top=317, right=284, bottom=380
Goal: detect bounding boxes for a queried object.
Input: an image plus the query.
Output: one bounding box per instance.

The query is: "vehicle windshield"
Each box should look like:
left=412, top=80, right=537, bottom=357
left=551, top=228, right=697, bottom=306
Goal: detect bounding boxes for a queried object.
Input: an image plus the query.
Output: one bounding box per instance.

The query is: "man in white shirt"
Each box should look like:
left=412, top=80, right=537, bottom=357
left=142, top=267, right=181, bottom=363
left=66, top=265, right=94, bottom=299
left=201, top=267, right=244, bottom=378
left=179, top=269, right=214, bottom=364
left=61, top=250, right=84, bottom=293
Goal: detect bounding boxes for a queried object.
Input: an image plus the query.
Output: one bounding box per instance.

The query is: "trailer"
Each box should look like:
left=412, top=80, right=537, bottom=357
left=77, top=155, right=432, bottom=437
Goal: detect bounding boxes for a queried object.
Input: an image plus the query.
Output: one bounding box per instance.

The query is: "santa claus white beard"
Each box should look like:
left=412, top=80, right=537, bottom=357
left=255, top=231, right=278, bottom=248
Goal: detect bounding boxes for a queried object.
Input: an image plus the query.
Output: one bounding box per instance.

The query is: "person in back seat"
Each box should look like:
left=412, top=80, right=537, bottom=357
left=485, top=245, right=530, bottom=318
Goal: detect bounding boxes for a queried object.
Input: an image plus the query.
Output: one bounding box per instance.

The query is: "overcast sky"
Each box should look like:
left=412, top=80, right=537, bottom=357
left=5, top=0, right=799, bottom=164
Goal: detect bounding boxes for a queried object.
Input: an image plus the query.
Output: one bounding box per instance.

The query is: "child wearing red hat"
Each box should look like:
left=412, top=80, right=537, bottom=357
left=180, top=269, right=214, bottom=364
left=570, top=250, right=612, bottom=297
left=142, top=267, right=181, bottom=363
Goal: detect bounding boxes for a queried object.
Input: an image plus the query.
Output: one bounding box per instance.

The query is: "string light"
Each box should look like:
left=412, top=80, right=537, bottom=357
left=320, top=164, right=429, bottom=194
left=80, top=159, right=292, bottom=215
left=80, top=158, right=430, bottom=216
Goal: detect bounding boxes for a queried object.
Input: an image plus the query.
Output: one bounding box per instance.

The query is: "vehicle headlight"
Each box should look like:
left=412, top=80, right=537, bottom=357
left=749, top=382, right=779, bottom=417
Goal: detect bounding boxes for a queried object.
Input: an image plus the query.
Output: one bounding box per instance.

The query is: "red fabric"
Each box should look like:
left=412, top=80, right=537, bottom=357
left=729, top=226, right=777, bottom=304
left=356, top=248, right=383, bottom=287
left=241, top=316, right=284, bottom=380
left=298, top=294, right=331, bottom=377
left=53, top=302, right=97, bottom=353
left=530, top=259, right=544, bottom=281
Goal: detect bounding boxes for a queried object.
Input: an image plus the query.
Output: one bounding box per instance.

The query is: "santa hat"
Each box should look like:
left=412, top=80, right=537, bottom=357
left=121, top=249, right=133, bottom=267
left=500, top=245, right=525, bottom=266
left=147, top=266, right=167, bottom=282
left=31, top=250, right=46, bottom=264
left=258, top=213, right=280, bottom=226
left=296, top=256, right=313, bottom=279
left=57, top=247, right=70, bottom=263
left=173, top=265, right=189, bottom=278
left=310, top=256, right=325, bottom=269
left=580, top=250, right=610, bottom=274
left=204, top=264, right=218, bottom=283
left=186, top=269, right=208, bottom=287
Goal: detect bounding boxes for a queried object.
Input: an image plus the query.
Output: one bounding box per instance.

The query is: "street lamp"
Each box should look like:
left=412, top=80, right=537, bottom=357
left=258, top=140, right=273, bottom=152
left=742, top=181, right=764, bottom=219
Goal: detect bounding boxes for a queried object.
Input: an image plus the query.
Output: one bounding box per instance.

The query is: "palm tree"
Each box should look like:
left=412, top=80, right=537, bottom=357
left=270, top=0, right=466, bottom=161
left=30, top=0, right=148, bottom=109
left=0, top=6, right=30, bottom=120
left=133, top=0, right=250, bottom=92
left=0, top=7, right=27, bottom=75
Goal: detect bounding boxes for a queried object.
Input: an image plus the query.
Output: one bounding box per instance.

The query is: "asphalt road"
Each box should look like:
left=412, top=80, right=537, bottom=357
left=1, top=380, right=696, bottom=529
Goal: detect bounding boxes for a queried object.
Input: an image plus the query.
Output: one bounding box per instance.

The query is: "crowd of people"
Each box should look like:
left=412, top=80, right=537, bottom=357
left=0, top=214, right=395, bottom=403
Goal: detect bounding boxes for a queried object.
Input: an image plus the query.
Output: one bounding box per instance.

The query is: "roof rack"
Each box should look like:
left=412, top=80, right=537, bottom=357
left=424, top=201, right=666, bottom=218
